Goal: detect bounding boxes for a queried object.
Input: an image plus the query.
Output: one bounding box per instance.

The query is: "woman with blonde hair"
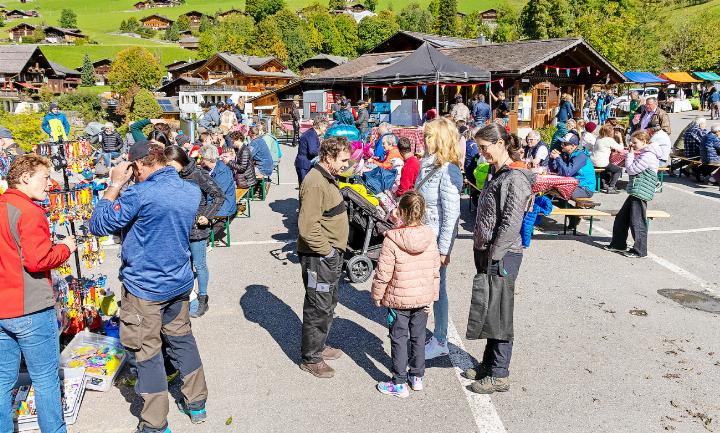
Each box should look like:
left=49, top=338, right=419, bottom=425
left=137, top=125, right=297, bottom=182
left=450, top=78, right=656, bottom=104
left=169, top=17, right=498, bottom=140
left=557, top=93, right=575, bottom=125
left=415, top=117, right=463, bottom=359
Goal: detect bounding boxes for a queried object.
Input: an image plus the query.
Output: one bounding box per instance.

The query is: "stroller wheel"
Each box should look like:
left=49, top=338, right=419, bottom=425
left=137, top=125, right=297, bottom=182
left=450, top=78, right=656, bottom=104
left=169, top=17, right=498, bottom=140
left=345, top=255, right=373, bottom=283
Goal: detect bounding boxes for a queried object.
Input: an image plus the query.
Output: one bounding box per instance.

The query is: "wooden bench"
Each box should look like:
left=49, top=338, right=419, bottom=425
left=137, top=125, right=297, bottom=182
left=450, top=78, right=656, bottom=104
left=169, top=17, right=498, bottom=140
left=251, top=176, right=271, bottom=201
left=657, top=166, right=669, bottom=192
left=550, top=208, right=610, bottom=236
left=608, top=209, right=670, bottom=229
left=210, top=216, right=231, bottom=247
left=236, top=188, right=250, bottom=218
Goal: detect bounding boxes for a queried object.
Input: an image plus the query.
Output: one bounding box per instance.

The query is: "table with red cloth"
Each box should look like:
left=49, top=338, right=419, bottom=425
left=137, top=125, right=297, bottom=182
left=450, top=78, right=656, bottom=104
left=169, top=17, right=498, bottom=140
left=609, top=149, right=628, bottom=167
left=281, top=119, right=317, bottom=135
left=369, top=126, right=425, bottom=154
left=532, top=175, right=580, bottom=200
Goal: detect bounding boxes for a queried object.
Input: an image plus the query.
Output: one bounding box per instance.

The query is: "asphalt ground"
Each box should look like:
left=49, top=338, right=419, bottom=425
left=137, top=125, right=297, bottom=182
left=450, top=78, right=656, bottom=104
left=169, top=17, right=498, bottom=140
left=66, top=112, right=719, bottom=433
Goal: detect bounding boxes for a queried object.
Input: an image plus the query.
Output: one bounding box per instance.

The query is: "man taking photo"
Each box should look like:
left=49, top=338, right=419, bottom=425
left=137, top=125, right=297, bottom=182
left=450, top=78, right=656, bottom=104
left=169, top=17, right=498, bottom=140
left=90, top=141, right=208, bottom=433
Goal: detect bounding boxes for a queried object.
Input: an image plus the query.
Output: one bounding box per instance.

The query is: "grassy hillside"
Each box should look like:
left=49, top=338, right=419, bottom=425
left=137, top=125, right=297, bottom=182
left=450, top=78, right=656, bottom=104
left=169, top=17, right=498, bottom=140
left=1, top=0, right=517, bottom=69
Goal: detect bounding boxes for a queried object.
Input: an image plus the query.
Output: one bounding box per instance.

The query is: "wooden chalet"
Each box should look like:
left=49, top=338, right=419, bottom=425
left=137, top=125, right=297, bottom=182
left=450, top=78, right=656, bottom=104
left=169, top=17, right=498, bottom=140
left=217, top=8, right=245, bottom=20
left=299, top=54, right=348, bottom=76
left=8, top=22, right=36, bottom=42
left=179, top=36, right=199, bottom=50
left=369, top=30, right=479, bottom=54
left=75, top=58, right=112, bottom=84
left=480, top=9, right=498, bottom=24
left=140, top=14, right=174, bottom=30
left=43, top=26, right=88, bottom=44
left=166, top=58, right=206, bottom=80
left=181, top=10, right=209, bottom=27
left=133, top=1, right=149, bottom=10
left=305, top=35, right=625, bottom=130
left=191, top=53, right=297, bottom=93
left=5, top=9, right=32, bottom=20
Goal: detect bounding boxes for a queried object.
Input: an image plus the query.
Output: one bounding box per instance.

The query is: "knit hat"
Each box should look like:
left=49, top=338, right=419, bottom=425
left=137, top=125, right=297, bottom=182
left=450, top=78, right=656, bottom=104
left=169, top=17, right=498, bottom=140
left=585, top=122, right=597, bottom=133
left=49, top=102, right=58, bottom=110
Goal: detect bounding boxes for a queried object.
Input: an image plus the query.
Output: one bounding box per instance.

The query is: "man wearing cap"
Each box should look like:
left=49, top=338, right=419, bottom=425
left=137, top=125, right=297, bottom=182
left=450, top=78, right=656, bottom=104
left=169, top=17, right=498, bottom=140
left=450, top=94, right=470, bottom=122
left=0, top=127, right=23, bottom=159
left=549, top=132, right=597, bottom=199
left=198, top=102, right=220, bottom=134
left=355, top=100, right=369, bottom=143
left=89, top=141, right=209, bottom=433
left=41, top=103, right=70, bottom=142
left=98, top=122, right=124, bottom=168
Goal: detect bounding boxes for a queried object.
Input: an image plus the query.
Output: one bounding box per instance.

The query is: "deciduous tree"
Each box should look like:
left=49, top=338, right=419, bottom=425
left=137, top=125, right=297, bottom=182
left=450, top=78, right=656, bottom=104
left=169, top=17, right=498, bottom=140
left=131, top=89, right=163, bottom=121
left=108, top=47, right=164, bottom=94
left=59, top=8, right=77, bottom=29
left=398, top=3, right=434, bottom=33
left=357, top=10, right=400, bottom=53
left=520, top=0, right=573, bottom=39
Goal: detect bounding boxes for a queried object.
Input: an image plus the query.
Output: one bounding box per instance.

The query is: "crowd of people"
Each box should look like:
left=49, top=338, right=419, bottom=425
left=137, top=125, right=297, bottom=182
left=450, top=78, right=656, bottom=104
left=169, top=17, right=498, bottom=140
left=0, top=85, right=710, bottom=433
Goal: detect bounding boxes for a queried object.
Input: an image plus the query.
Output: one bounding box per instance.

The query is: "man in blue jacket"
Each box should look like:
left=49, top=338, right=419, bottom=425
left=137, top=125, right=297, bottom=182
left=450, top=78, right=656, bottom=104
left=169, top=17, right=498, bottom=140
left=41, top=103, right=70, bottom=142
left=248, top=125, right=274, bottom=178
left=472, top=94, right=491, bottom=127
left=198, top=102, right=220, bottom=133
left=295, top=117, right=328, bottom=185
left=199, top=144, right=237, bottom=217
left=89, top=141, right=208, bottom=433
left=549, top=133, right=596, bottom=229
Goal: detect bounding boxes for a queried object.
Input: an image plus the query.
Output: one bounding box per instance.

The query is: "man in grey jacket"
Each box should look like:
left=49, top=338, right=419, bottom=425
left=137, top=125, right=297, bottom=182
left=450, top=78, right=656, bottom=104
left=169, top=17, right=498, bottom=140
left=355, top=100, right=369, bottom=143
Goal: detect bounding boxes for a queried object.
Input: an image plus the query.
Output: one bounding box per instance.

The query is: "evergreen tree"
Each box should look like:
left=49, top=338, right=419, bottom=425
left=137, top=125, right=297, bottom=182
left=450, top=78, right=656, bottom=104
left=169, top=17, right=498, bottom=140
left=328, top=0, right=345, bottom=10
left=80, top=54, right=95, bottom=87
left=365, top=0, right=378, bottom=11
left=59, top=8, right=77, bottom=28
left=436, top=0, right=458, bottom=36
left=131, top=89, right=163, bottom=121
left=165, top=22, right=180, bottom=41
left=520, top=0, right=573, bottom=39
left=198, top=15, right=212, bottom=32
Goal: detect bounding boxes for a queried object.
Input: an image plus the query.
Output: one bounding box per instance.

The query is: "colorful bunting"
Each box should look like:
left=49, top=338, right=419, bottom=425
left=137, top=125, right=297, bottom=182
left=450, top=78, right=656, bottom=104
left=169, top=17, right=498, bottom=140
left=440, top=84, right=446, bottom=93
left=401, top=86, right=407, bottom=96
left=471, top=84, right=476, bottom=94
left=566, top=69, right=570, bottom=77
left=587, top=66, right=591, bottom=74
left=421, top=85, right=427, bottom=94
left=498, top=78, right=504, bottom=88
left=382, top=87, right=387, bottom=96
left=456, top=85, right=461, bottom=94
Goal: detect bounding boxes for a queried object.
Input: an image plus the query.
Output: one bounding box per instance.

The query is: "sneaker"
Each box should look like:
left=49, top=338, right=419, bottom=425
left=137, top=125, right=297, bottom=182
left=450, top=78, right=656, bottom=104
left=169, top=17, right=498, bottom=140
left=469, top=376, right=510, bottom=394
left=409, top=375, right=423, bottom=391
left=134, top=426, right=171, bottom=433
left=299, top=360, right=335, bottom=378
left=166, top=370, right=180, bottom=383
left=321, top=346, right=343, bottom=361
left=425, top=337, right=449, bottom=360
left=177, top=401, right=208, bottom=424
left=376, top=381, right=409, bottom=398
left=603, top=245, right=626, bottom=253
left=622, top=250, right=646, bottom=259
left=462, top=363, right=490, bottom=380
left=606, top=187, right=621, bottom=194
left=121, top=376, right=137, bottom=387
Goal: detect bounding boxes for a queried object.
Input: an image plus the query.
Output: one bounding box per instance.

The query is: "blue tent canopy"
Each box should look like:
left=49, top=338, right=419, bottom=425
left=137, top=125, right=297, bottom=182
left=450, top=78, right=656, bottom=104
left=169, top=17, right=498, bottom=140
left=623, top=72, right=668, bottom=84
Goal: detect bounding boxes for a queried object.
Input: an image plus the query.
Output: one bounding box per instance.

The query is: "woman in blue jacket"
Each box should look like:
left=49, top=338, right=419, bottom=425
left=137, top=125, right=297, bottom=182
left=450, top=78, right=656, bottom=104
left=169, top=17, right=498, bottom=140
left=556, top=94, right=575, bottom=125
left=294, top=117, right=328, bottom=185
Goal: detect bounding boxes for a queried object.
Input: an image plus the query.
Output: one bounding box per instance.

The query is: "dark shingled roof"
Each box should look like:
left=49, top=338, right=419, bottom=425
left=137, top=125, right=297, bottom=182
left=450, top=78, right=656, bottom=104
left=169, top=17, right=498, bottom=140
left=400, top=31, right=479, bottom=49
left=0, top=45, right=42, bottom=75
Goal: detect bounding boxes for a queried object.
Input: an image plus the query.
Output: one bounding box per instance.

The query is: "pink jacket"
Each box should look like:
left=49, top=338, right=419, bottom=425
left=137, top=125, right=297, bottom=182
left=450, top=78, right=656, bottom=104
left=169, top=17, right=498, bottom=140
left=371, top=225, right=441, bottom=309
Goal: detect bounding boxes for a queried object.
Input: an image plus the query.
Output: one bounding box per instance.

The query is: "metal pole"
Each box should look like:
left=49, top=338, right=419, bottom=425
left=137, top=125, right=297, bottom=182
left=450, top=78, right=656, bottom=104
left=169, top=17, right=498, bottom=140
left=58, top=142, right=83, bottom=283
left=360, top=77, right=364, bottom=101
left=435, top=72, right=440, bottom=113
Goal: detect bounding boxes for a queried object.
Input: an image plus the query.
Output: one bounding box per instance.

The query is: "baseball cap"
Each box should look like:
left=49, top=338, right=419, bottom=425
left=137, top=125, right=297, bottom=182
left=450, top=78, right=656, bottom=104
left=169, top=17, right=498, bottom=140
left=0, top=127, right=13, bottom=139
left=559, top=133, right=580, bottom=147
left=128, top=140, right=150, bottom=162
left=175, top=134, right=191, bottom=146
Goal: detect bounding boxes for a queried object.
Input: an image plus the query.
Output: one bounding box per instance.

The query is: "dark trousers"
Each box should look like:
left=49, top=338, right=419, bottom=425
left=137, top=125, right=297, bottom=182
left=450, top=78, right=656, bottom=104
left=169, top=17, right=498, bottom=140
left=389, top=307, right=428, bottom=384
left=292, top=121, right=300, bottom=146
left=610, top=195, right=648, bottom=256
left=482, top=339, right=513, bottom=378
left=602, top=164, right=622, bottom=189
left=300, top=250, right=343, bottom=364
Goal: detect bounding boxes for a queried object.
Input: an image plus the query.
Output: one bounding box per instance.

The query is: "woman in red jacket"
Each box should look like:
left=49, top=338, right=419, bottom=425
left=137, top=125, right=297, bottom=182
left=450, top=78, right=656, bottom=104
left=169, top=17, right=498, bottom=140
left=0, top=154, right=77, bottom=433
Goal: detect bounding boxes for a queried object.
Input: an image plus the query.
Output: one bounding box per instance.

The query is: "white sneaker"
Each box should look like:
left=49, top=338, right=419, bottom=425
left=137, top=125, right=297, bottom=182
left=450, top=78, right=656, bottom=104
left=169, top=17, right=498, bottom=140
left=424, top=337, right=449, bottom=360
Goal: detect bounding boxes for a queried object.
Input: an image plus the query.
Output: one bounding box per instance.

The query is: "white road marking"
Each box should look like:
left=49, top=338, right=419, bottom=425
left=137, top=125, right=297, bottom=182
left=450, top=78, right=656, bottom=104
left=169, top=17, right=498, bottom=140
left=592, top=225, right=713, bottom=291
left=649, top=226, right=720, bottom=235
left=446, top=321, right=507, bottom=433
left=663, top=183, right=720, bottom=204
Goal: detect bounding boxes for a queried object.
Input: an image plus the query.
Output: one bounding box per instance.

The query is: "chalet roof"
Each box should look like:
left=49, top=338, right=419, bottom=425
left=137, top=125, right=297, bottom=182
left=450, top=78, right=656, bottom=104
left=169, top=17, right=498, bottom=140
left=155, top=76, right=202, bottom=94
left=167, top=58, right=206, bottom=72
left=247, top=79, right=302, bottom=103
left=8, top=22, right=36, bottom=30
left=310, top=37, right=625, bottom=83
left=140, top=14, right=173, bottom=23
left=5, top=9, right=30, bottom=16
left=301, top=54, right=348, bottom=67
left=179, top=36, right=199, bottom=43
left=50, top=61, right=80, bottom=77
left=44, top=26, right=86, bottom=37
left=0, top=45, right=43, bottom=74
left=212, top=52, right=298, bottom=79
left=395, top=31, right=479, bottom=49
left=75, top=58, right=112, bottom=72
left=218, top=8, right=244, bottom=17
left=182, top=10, right=205, bottom=16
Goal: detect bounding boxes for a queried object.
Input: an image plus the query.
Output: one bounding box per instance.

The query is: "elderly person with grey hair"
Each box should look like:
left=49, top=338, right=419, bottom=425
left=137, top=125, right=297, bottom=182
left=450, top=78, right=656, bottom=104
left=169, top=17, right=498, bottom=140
left=295, top=117, right=329, bottom=185
left=632, top=96, right=671, bottom=135
left=373, top=122, right=394, bottom=160
left=199, top=144, right=237, bottom=219
left=523, top=130, right=549, bottom=168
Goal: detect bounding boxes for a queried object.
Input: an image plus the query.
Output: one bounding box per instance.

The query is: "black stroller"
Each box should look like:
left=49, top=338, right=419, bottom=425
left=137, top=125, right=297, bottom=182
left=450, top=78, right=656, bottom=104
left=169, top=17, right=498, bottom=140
left=341, top=187, right=393, bottom=283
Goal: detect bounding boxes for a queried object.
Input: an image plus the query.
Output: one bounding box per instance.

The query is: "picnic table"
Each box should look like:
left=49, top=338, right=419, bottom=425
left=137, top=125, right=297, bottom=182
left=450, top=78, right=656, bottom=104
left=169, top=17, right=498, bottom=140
left=281, top=119, right=317, bottom=135
left=369, top=126, right=425, bottom=154
left=532, top=175, right=579, bottom=200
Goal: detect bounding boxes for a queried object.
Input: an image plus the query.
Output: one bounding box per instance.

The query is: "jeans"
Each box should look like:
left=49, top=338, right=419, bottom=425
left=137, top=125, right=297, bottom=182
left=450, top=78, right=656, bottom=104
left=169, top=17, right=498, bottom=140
left=99, top=151, right=121, bottom=167
left=189, top=240, right=209, bottom=296
left=433, top=266, right=449, bottom=343
left=482, top=340, right=513, bottom=378
left=389, top=307, right=428, bottom=384
left=602, top=164, right=622, bottom=189
left=0, top=308, right=66, bottom=433
left=610, top=195, right=648, bottom=256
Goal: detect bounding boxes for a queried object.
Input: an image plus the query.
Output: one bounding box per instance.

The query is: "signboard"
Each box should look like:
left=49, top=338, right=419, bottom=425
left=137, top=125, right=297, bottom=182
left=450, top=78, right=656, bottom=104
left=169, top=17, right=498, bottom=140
left=309, top=102, right=317, bottom=113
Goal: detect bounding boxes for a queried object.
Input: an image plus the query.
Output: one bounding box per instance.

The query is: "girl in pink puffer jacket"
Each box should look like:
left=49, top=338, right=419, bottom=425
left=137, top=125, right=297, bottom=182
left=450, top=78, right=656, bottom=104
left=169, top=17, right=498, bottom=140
left=372, top=191, right=440, bottom=398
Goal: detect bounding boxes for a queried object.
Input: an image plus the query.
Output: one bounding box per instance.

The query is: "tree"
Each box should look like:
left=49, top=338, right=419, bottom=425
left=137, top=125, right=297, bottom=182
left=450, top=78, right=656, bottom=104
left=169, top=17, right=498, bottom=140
left=333, top=14, right=360, bottom=57
left=250, top=17, right=288, bottom=62
left=328, top=0, right=345, bottom=10
left=457, top=10, right=480, bottom=38
left=80, top=54, right=95, bottom=87
left=198, top=15, right=212, bottom=32
left=493, top=2, right=522, bottom=42
left=56, top=93, right=105, bottom=122
left=198, top=14, right=255, bottom=58
left=398, top=2, right=434, bottom=33
left=357, top=10, right=400, bottom=53
left=164, top=22, right=180, bottom=41
left=108, top=47, right=164, bottom=94
left=176, top=15, right=191, bottom=32
left=365, top=0, right=378, bottom=11
left=59, top=9, right=77, bottom=29
left=246, top=0, right=286, bottom=22
left=0, top=111, right=45, bottom=152
left=131, top=88, right=163, bottom=121
left=273, top=9, right=316, bottom=70
left=520, top=0, right=574, bottom=39
left=436, top=0, right=458, bottom=35
left=307, top=11, right=342, bottom=55
left=663, top=15, right=720, bottom=71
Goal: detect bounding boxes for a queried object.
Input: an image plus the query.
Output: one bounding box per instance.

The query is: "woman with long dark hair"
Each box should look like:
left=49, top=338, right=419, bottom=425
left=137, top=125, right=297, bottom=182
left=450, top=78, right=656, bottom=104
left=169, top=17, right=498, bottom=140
left=464, top=123, right=534, bottom=394
left=164, top=145, right=225, bottom=317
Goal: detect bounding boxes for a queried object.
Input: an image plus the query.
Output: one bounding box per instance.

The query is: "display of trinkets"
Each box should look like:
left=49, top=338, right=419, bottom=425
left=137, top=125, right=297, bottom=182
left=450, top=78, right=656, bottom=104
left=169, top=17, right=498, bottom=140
left=53, top=272, right=109, bottom=337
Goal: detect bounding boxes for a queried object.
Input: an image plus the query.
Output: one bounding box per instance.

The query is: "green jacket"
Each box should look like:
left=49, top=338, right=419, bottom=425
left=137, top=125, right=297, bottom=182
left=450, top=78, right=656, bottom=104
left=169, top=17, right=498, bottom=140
left=297, top=164, right=349, bottom=255
left=627, top=169, right=657, bottom=202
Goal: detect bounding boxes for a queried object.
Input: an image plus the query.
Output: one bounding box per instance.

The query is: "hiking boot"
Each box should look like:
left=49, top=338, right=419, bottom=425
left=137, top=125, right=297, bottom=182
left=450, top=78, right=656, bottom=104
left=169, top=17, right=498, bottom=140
left=177, top=401, right=208, bottom=424
left=603, top=245, right=626, bottom=253
left=191, top=295, right=208, bottom=318
left=469, top=376, right=510, bottom=394
left=606, top=187, right=620, bottom=194
left=377, top=381, right=409, bottom=398
left=622, top=250, right=646, bottom=259
left=321, top=346, right=343, bottom=361
left=462, top=363, right=490, bottom=380
left=300, top=360, right=335, bottom=378
left=134, top=425, right=171, bottom=433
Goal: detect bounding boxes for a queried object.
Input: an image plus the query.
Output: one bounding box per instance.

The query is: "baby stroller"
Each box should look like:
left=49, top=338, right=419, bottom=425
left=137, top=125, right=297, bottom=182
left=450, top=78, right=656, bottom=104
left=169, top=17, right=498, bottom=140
left=341, top=186, right=393, bottom=283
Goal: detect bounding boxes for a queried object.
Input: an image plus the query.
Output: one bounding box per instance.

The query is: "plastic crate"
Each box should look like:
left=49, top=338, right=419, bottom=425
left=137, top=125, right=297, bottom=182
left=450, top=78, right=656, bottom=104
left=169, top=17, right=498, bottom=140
left=13, top=368, right=86, bottom=432
left=60, top=330, right=126, bottom=392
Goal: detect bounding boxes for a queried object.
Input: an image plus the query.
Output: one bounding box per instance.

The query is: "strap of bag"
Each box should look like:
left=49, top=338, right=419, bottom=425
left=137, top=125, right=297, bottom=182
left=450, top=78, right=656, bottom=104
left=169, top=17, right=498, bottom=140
left=416, top=164, right=442, bottom=191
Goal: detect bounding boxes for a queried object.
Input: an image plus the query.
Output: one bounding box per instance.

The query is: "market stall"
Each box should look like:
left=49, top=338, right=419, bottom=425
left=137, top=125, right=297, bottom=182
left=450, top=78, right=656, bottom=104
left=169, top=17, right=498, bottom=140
left=659, top=72, right=702, bottom=112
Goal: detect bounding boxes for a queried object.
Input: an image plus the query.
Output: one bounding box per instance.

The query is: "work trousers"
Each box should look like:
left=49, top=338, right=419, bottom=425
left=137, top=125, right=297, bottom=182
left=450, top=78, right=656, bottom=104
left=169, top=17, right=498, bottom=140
left=300, top=250, right=343, bottom=364
left=609, top=195, right=648, bottom=257
left=602, top=164, right=622, bottom=189
left=292, top=121, right=300, bottom=146
left=120, top=287, right=208, bottom=431
left=389, top=307, right=428, bottom=384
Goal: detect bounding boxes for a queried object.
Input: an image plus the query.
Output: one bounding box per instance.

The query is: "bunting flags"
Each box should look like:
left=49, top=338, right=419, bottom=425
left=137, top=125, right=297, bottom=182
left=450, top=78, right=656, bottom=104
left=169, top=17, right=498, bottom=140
left=498, top=78, right=504, bottom=88
left=605, top=74, right=611, bottom=84
left=382, top=87, right=387, bottom=96
left=587, top=66, right=591, bottom=74
left=440, top=84, right=446, bottom=93
left=421, top=85, right=427, bottom=94
left=456, top=85, right=461, bottom=94
left=486, top=83, right=490, bottom=90
left=401, top=86, right=407, bottom=96
left=566, top=69, right=570, bottom=77
left=471, top=84, right=476, bottom=94
left=556, top=67, right=560, bottom=76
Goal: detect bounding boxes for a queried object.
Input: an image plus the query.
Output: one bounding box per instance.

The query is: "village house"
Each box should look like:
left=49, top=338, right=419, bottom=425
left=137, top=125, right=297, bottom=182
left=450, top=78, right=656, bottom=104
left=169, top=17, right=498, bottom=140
left=139, top=14, right=174, bottom=30
left=299, top=54, right=348, bottom=76
left=4, top=9, right=34, bottom=20
left=216, top=8, right=245, bottom=20
left=166, top=58, right=206, bottom=80
left=181, top=10, right=210, bottom=28
left=0, top=45, right=79, bottom=112
left=134, top=0, right=179, bottom=9
left=43, top=26, right=88, bottom=44
left=75, top=58, right=111, bottom=85
left=7, top=22, right=36, bottom=42
left=179, top=35, right=199, bottom=50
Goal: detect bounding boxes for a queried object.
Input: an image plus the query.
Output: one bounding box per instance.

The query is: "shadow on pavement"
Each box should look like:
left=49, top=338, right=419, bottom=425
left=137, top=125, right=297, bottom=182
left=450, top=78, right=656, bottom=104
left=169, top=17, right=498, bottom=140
left=269, top=198, right=300, bottom=264
left=240, top=285, right=302, bottom=364
left=697, top=190, right=720, bottom=199
left=328, top=317, right=393, bottom=381
left=338, top=281, right=385, bottom=327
